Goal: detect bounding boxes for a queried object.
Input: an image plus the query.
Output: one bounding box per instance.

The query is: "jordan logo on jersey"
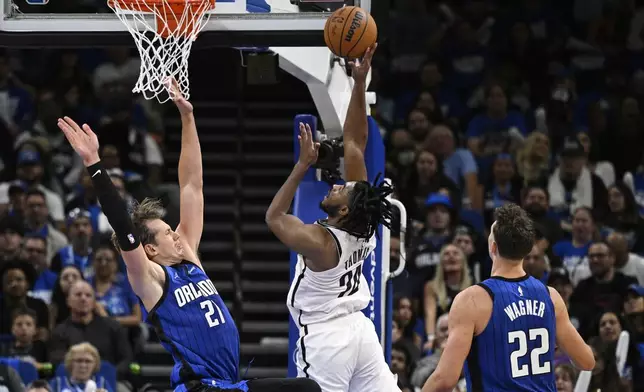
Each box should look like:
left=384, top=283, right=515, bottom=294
left=174, top=279, right=220, bottom=307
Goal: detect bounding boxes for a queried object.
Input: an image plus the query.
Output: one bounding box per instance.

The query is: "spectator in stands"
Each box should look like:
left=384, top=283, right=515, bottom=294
left=604, top=182, right=644, bottom=254
left=0, top=362, right=23, bottom=392
left=516, top=132, right=551, bottom=188
left=65, top=171, right=112, bottom=236
left=524, top=243, right=549, bottom=283
left=410, top=314, right=448, bottom=388
left=391, top=315, right=420, bottom=365
left=407, top=109, right=432, bottom=144
left=49, top=265, right=83, bottom=327
left=548, top=137, right=609, bottom=225
left=466, top=83, right=527, bottom=160
left=91, top=243, right=142, bottom=354
left=554, top=363, right=577, bottom=392
left=423, top=244, right=471, bottom=351
left=50, top=342, right=114, bottom=392
left=3, top=146, right=65, bottom=226
left=6, top=181, right=26, bottom=220
left=586, top=341, right=629, bottom=392
left=424, top=124, right=479, bottom=210
left=623, top=285, right=644, bottom=344
left=51, top=209, right=94, bottom=278
left=23, top=189, right=67, bottom=262
left=553, top=207, right=597, bottom=285
left=577, top=131, right=615, bottom=187
left=570, top=242, right=638, bottom=335
left=605, top=232, right=644, bottom=286
left=589, top=312, right=639, bottom=391
left=413, top=91, right=444, bottom=125
left=408, top=193, right=456, bottom=296
left=27, top=379, right=53, bottom=392
left=390, top=342, right=413, bottom=392
left=0, top=260, right=49, bottom=339
left=521, top=185, right=564, bottom=246
left=452, top=225, right=488, bottom=283
left=21, top=234, right=57, bottom=303
left=0, top=214, right=25, bottom=261
left=92, top=48, right=140, bottom=95
left=0, top=50, right=34, bottom=134
left=393, top=295, right=422, bottom=350
left=1, top=307, right=49, bottom=369
left=548, top=268, right=576, bottom=325
left=49, top=280, right=133, bottom=379
left=398, top=148, right=459, bottom=221
left=482, top=153, right=522, bottom=226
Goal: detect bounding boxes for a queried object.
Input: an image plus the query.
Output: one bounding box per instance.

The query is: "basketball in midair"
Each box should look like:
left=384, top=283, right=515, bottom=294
left=324, top=6, right=377, bottom=59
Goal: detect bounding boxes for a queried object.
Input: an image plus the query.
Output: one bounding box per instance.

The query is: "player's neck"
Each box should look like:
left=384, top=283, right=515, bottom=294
left=491, top=259, right=526, bottom=279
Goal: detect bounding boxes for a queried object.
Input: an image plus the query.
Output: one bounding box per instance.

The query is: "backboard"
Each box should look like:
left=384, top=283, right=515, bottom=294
left=0, top=0, right=370, bottom=47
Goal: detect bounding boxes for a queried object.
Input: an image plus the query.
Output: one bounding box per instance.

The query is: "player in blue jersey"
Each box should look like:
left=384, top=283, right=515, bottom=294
left=422, top=203, right=595, bottom=392
left=57, top=83, right=320, bottom=392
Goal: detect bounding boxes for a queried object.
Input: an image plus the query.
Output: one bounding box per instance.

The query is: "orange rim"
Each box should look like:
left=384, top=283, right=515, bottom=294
left=109, top=0, right=216, bottom=38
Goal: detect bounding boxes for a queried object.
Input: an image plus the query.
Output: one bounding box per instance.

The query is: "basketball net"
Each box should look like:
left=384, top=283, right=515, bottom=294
left=108, top=0, right=215, bottom=103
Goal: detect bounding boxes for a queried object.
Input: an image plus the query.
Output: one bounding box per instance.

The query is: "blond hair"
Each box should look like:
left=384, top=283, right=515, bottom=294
left=64, top=342, right=101, bottom=374
left=429, top=244, right=472, bottom=311
left=516, top=132, right=551, bottom=184
left=111, top=197, right=165, bottom=251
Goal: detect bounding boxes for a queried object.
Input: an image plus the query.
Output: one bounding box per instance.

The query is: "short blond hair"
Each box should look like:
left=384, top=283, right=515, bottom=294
left=111, top=197, right=164, bottom=251
left=64, top=342, right=101, bottom=374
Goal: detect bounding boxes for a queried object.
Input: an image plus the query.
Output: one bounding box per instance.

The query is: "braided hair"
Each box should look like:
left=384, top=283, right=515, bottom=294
left=340, top=174, right=395, bottom=239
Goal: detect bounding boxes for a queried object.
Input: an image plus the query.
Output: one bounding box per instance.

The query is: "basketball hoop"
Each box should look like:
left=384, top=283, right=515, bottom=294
left=108, top=0, right=215, bottom=103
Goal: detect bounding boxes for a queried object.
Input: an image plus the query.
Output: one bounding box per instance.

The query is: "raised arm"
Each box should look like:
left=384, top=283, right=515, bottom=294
left=549, top=287, right=595, bottom=370
left=343, top=44, right=376, bottom=182
left=57, top=117, right=163, bottom=310
left=172, top=83, right=204, bottom=257
left=266, top=123, right=336, bottom=267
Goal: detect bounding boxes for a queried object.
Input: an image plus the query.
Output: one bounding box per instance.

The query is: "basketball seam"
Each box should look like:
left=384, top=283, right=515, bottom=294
left=325, top=19, right=335, bottom=56
left=339, top=8, right=357, bottom=58
left=346, top=10, right=370, bottom=59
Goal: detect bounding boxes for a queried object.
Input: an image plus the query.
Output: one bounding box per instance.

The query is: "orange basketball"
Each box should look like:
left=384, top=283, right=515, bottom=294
left=324, top=6, right=377, bottom=59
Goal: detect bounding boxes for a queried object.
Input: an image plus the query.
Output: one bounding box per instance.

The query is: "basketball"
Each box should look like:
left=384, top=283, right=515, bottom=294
left=324, top=6, right=377, bottom=59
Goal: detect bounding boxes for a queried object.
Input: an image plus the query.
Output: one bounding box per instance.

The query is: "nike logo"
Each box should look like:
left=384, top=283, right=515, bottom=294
left=92, top=170, right=101, bottom=178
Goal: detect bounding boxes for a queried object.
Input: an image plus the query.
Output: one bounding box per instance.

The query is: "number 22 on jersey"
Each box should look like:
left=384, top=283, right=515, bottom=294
left=508, top=328, right=551, bottom=378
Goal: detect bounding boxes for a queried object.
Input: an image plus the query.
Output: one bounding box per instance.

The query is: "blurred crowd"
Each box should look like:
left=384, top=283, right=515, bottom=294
left=376, top=0, right=644, bottom=391
left=0, top=46, right=179, bottom=392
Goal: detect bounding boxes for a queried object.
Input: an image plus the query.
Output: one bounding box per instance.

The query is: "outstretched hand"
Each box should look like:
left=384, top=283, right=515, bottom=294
left=297, top=122, right=319, bottom=167
left=349, top=43, right=377, bottom=83
left=57, top=117, right=100, bottom=166
left=167, top=78, right=193, bottom=115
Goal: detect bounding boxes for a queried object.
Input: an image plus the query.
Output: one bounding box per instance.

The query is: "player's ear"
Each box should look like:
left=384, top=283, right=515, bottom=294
left=339, top=205, right=349, bottom=217
left=144, top=243, right=157, bottom=257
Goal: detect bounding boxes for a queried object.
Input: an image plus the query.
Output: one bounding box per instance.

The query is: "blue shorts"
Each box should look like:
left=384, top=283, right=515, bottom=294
left=174, top=378, right=249, bottom=392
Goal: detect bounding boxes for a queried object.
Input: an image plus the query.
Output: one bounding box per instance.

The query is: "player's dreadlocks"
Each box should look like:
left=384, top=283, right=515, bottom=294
left=340, top=174, right=395, bottom=239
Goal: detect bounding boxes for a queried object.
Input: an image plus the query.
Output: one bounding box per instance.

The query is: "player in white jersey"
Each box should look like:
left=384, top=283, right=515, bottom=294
left=266, top=44, right=401, bottom=392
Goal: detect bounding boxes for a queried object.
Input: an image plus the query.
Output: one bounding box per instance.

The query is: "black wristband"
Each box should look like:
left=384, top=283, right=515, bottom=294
left=86, top=161, right=140, bottom=251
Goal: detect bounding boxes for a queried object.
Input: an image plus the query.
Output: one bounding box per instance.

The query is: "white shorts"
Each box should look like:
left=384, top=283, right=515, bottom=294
left=294, top=312, right=401, bottom=392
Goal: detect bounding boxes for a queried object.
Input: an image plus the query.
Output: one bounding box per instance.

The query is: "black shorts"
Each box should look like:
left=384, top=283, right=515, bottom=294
left=187, top=378, right=321, bottom=392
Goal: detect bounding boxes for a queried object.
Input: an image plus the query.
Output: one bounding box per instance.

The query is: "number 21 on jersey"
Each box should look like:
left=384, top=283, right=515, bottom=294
left=200, top=300, right=226, bottom=327
left=508, top=328, right=551, bottom=378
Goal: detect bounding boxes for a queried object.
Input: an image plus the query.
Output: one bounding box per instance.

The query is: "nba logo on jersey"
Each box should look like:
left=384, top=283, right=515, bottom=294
left=518, top=287, right=523, bottom=296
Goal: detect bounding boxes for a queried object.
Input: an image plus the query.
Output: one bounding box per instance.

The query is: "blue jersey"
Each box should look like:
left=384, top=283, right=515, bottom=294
left=147, top=262, right=240, bottom=388
left=465, top=275, right=556, bottom=392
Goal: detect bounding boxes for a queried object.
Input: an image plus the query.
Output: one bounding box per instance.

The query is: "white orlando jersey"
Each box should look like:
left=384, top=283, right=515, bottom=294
left=287, top=220, right=376, bottom=325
